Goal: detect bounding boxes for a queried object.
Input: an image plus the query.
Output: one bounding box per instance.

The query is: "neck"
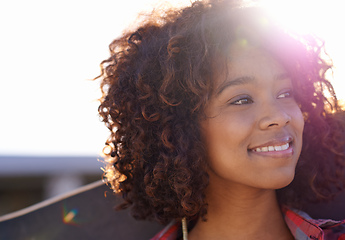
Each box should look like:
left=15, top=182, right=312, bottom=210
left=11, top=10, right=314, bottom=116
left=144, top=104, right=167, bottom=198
left=189, top=182, right=293, bottom=240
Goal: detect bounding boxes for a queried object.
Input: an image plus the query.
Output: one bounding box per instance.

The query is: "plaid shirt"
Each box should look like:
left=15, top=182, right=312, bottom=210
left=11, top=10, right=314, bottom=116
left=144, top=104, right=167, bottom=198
left=151, top=207, right=345, bottom=240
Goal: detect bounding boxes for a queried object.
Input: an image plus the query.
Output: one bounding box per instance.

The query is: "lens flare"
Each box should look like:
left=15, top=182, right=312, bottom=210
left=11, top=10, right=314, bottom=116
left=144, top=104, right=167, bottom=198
left=62, top=205, right=79, bottom=226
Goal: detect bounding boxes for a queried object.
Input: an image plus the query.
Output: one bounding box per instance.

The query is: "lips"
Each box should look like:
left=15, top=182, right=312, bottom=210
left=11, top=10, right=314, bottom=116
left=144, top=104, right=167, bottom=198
left=249, top=136, right=293, bottom=153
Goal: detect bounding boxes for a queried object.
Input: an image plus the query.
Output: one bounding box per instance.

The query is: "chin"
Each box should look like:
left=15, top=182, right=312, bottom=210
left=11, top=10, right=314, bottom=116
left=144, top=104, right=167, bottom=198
left=257, top=167, right=296, bottom=190
left=270, top=172, right=296, bottom=190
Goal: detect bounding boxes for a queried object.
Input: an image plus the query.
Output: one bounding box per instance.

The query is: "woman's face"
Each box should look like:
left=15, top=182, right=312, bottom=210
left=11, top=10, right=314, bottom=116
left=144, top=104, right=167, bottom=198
left=201, top=43, right=304, bottom=191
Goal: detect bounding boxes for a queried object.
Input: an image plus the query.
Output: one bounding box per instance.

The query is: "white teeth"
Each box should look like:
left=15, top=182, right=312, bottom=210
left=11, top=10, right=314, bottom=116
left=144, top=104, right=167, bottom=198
left=281, top=143, right=289, bottom=150
left=274, top=146, right=282, bottom=151
left=253, top=143, right=289, bottom=152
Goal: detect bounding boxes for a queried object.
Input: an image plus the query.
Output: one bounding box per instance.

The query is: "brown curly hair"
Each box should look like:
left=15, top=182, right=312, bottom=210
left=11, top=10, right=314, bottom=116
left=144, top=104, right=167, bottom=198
left=96, top=0, right=345, bottom=224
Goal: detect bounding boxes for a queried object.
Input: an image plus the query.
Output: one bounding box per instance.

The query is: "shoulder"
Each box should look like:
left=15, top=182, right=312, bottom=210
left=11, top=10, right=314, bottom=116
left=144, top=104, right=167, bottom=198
left=151, top=207, right=345, bottom=240
left=150, top=220, right=179, bottom=240
left=282, top=206, right=345, bottom=240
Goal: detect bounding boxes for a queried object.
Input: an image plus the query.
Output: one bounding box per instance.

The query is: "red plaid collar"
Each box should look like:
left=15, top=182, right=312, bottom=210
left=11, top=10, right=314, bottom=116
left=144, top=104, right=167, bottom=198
left=151, top=207, right=345, bottom=240
left=282, top=206, right=345, bottom=240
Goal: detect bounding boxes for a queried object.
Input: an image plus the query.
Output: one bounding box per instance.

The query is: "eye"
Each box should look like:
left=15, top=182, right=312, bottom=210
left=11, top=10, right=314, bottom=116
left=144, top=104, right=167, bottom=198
left=230, top=96, right=254, bottom=105
left=277, top=90, right=293, bottom=99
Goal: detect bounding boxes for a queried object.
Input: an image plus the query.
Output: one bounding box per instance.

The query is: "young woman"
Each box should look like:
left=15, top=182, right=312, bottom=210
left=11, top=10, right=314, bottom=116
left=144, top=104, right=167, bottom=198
left=96, top=0, right=345, bottom=239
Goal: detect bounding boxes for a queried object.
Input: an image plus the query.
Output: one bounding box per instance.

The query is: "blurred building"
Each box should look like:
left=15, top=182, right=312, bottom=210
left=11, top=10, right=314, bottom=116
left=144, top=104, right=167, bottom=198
left=0, top=155, right=103, bottom=216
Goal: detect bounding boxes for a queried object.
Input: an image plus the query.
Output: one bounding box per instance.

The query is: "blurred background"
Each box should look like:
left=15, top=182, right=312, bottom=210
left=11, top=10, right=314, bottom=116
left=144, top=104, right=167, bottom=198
left=0, top=0, right=344, bottom=216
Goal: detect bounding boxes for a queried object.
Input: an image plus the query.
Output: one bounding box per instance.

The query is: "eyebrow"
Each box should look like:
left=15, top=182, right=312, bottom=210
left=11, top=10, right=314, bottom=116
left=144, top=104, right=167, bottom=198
left=275, top=72, right=290, bottom=81
left=216, top=76, right=254, bottom=96
left=215, top=73, right=290, bottom=96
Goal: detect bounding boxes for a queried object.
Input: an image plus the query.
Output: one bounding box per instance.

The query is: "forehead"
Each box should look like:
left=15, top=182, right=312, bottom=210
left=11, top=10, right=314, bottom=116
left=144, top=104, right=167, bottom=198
left=228, top=42, right=284, bottom=68
left=213, top=43, right=287, bottom=84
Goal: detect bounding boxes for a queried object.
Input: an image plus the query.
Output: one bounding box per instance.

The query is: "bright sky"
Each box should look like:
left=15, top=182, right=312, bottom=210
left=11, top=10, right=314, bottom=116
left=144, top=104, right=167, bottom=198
left=0, top=0, right=344, bottom=156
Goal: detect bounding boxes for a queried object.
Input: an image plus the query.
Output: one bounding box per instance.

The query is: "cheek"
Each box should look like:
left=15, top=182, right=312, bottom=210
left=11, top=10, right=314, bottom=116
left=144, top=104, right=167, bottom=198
left=292, top=106, right=305, bottom=136
left=201, top=112, right=254, bottom=160
left=203, top=110, right=251, bottom=140
left=289, top=105, right=304, bottom=157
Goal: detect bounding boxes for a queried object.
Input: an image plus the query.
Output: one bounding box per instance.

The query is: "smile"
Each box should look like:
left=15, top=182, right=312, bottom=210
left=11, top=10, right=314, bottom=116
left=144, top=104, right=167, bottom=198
left=252, top=142, right=290, bottom=152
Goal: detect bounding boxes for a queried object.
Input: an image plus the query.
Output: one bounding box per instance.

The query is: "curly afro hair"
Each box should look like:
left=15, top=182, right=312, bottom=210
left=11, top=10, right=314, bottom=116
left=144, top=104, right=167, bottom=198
left=96, top=0, right=345, bottom=224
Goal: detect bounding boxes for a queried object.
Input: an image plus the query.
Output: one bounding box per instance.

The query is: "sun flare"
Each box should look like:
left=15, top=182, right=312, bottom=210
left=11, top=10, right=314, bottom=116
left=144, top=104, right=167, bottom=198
left=259, top=0, right=345, bottom=101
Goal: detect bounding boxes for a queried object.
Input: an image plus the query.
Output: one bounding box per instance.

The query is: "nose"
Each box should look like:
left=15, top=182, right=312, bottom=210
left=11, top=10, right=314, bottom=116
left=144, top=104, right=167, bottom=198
left=258, top=102, right=291, bottom=130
